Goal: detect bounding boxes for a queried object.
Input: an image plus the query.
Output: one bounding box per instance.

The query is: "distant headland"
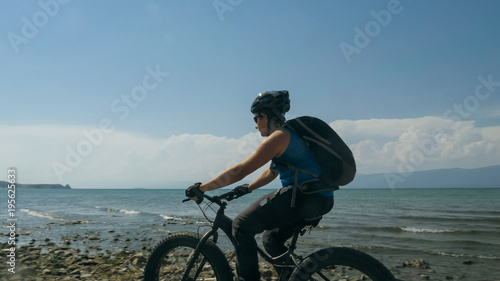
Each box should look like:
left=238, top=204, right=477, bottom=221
left=0, top=181, right=71, bottom=189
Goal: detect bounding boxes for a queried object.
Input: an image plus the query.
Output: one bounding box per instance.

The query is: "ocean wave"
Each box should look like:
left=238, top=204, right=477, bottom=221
left=20, top=209, right=89, bottom=224
left=358, top=225, right=497, bottom=236
left=93, top=206, right=118, bottom=213
left=21, top=209, right=66, bottom=222
left=397, top=226, right=500, bottom=236
left=119, top=209, right=140, bottom=215
left=397, top=215, right=500, bottom=224
left=435, top=251, right=500, bottom=260
left=93, top=206, right=140, bottom=215
left=160, top=214, right=183, bottom=221
left=359, top=225, right=456, bottom=234
left=400, top=227, right=456, bottom=233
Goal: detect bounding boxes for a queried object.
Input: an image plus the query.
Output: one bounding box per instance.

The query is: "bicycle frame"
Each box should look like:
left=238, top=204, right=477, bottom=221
left=184, top=191, right=303, bottom=280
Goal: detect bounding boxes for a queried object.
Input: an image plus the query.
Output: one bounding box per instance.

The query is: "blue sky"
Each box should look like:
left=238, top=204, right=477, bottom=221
left=1, top=1, right=499, bottom=188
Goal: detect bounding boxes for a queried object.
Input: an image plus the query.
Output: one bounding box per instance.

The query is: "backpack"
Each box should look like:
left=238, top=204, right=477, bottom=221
left=273, top=116, right=356, bottom=191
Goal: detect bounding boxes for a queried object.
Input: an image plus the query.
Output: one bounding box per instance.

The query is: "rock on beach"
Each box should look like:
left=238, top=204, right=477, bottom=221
left=0, top=242, right=146, bottom=281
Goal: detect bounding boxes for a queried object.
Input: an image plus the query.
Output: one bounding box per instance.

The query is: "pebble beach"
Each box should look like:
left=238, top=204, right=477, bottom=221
left=1, top=231, right=492, bottom=281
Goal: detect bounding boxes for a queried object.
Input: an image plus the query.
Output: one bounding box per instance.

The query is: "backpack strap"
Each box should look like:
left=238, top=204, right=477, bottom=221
left=272, top=159, right=323, bottom=208
left=272, top=159, right=320, bottom=178
left=291, top=168, right=299, bottom=208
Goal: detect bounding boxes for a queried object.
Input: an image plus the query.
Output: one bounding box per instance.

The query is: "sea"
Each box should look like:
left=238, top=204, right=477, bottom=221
left=2, top=188, right=500, bottom=280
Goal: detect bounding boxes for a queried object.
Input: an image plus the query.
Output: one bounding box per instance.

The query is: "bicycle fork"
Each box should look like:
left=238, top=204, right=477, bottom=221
left=181, top=202, right=233, bottom=281
left=182, top=228, right=219, bottom=281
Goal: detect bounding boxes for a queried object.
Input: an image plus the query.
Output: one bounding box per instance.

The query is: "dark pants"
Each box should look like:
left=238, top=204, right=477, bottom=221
left=232, top=186, right=334, bottom=281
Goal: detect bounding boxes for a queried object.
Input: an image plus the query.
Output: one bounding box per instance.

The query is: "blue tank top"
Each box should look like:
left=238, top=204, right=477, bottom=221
left=272, top=128, right=333, bottom=196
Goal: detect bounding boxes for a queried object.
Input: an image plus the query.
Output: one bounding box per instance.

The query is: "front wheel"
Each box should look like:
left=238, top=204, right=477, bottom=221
left=289, top=247, right=395, bottom=281
left=143, top=232, right=233, bottom=281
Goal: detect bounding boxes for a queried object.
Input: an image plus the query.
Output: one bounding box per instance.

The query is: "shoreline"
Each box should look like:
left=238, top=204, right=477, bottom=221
left=0, top=233, right=485, bottom=281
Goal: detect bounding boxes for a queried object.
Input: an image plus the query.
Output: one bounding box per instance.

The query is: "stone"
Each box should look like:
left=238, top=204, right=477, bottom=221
left=130, top=253, right=147, bottom=266
left=42, top=268, right=52, bottom=275
left=403, top=259, right=429, bottom=268
left=19, top=267, right=37, bottom=276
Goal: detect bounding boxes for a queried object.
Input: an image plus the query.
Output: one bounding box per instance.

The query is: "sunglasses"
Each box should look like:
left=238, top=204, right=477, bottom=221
left=253, top=114, right=263, bottom=124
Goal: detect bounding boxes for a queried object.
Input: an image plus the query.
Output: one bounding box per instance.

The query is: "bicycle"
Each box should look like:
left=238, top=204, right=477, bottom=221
left=143, top=188, right=396, bottom=281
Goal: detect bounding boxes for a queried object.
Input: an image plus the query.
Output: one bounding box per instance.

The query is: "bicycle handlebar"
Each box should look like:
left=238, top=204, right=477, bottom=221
left=182, top=188, right=245, bottom=204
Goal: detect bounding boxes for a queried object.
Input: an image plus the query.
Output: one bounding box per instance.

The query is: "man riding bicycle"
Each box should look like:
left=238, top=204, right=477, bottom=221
left=186, top=90, right=334, bottom=281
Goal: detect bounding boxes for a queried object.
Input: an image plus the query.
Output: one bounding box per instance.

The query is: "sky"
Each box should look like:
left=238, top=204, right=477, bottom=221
left=1, top=0, right=499, bottom=188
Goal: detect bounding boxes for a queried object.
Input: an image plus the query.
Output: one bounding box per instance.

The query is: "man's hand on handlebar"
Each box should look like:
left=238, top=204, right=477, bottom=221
left=233, top=184, right=251, bottom=197
left=185, top=182, right=204, bottom=204
left=184, top=183, right=251, bottom=203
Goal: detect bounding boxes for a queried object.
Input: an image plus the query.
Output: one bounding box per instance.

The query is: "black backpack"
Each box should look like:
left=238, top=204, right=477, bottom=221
left=273, top=116, right=356, bottom=191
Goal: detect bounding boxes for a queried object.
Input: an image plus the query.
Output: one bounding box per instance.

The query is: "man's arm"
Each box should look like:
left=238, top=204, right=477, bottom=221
left=200, top=130, right=289, bottom=192
left=248, top=167, right=279, bottom=192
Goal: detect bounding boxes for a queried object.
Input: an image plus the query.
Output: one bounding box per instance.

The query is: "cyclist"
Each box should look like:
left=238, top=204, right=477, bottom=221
left=186, top=90, right=334, bottom=281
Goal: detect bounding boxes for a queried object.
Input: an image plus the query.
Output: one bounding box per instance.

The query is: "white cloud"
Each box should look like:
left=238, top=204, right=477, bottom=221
left=0, top=125, right=265, bottom=188
left=331, top=117, right=500, bottom=174
left=2, top=116, right=499, bottom=188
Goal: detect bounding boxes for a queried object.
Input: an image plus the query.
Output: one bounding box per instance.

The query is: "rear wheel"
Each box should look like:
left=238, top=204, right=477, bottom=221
left=143, top=232, right=233, bottom=281
left=289, top=247, right=395, bottom=281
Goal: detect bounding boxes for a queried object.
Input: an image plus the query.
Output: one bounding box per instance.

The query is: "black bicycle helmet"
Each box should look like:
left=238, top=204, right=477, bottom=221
left=250, top=90, right=290, bottom=115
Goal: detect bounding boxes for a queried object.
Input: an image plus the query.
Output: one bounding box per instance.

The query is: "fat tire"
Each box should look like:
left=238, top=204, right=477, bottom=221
left=143, top=232, right=233, bottom=281
left=289, top=247, right=395, bottom=281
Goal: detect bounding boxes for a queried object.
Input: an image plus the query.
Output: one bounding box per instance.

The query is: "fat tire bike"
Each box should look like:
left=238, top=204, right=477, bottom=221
left=143, top=189, right=396, bottom=281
